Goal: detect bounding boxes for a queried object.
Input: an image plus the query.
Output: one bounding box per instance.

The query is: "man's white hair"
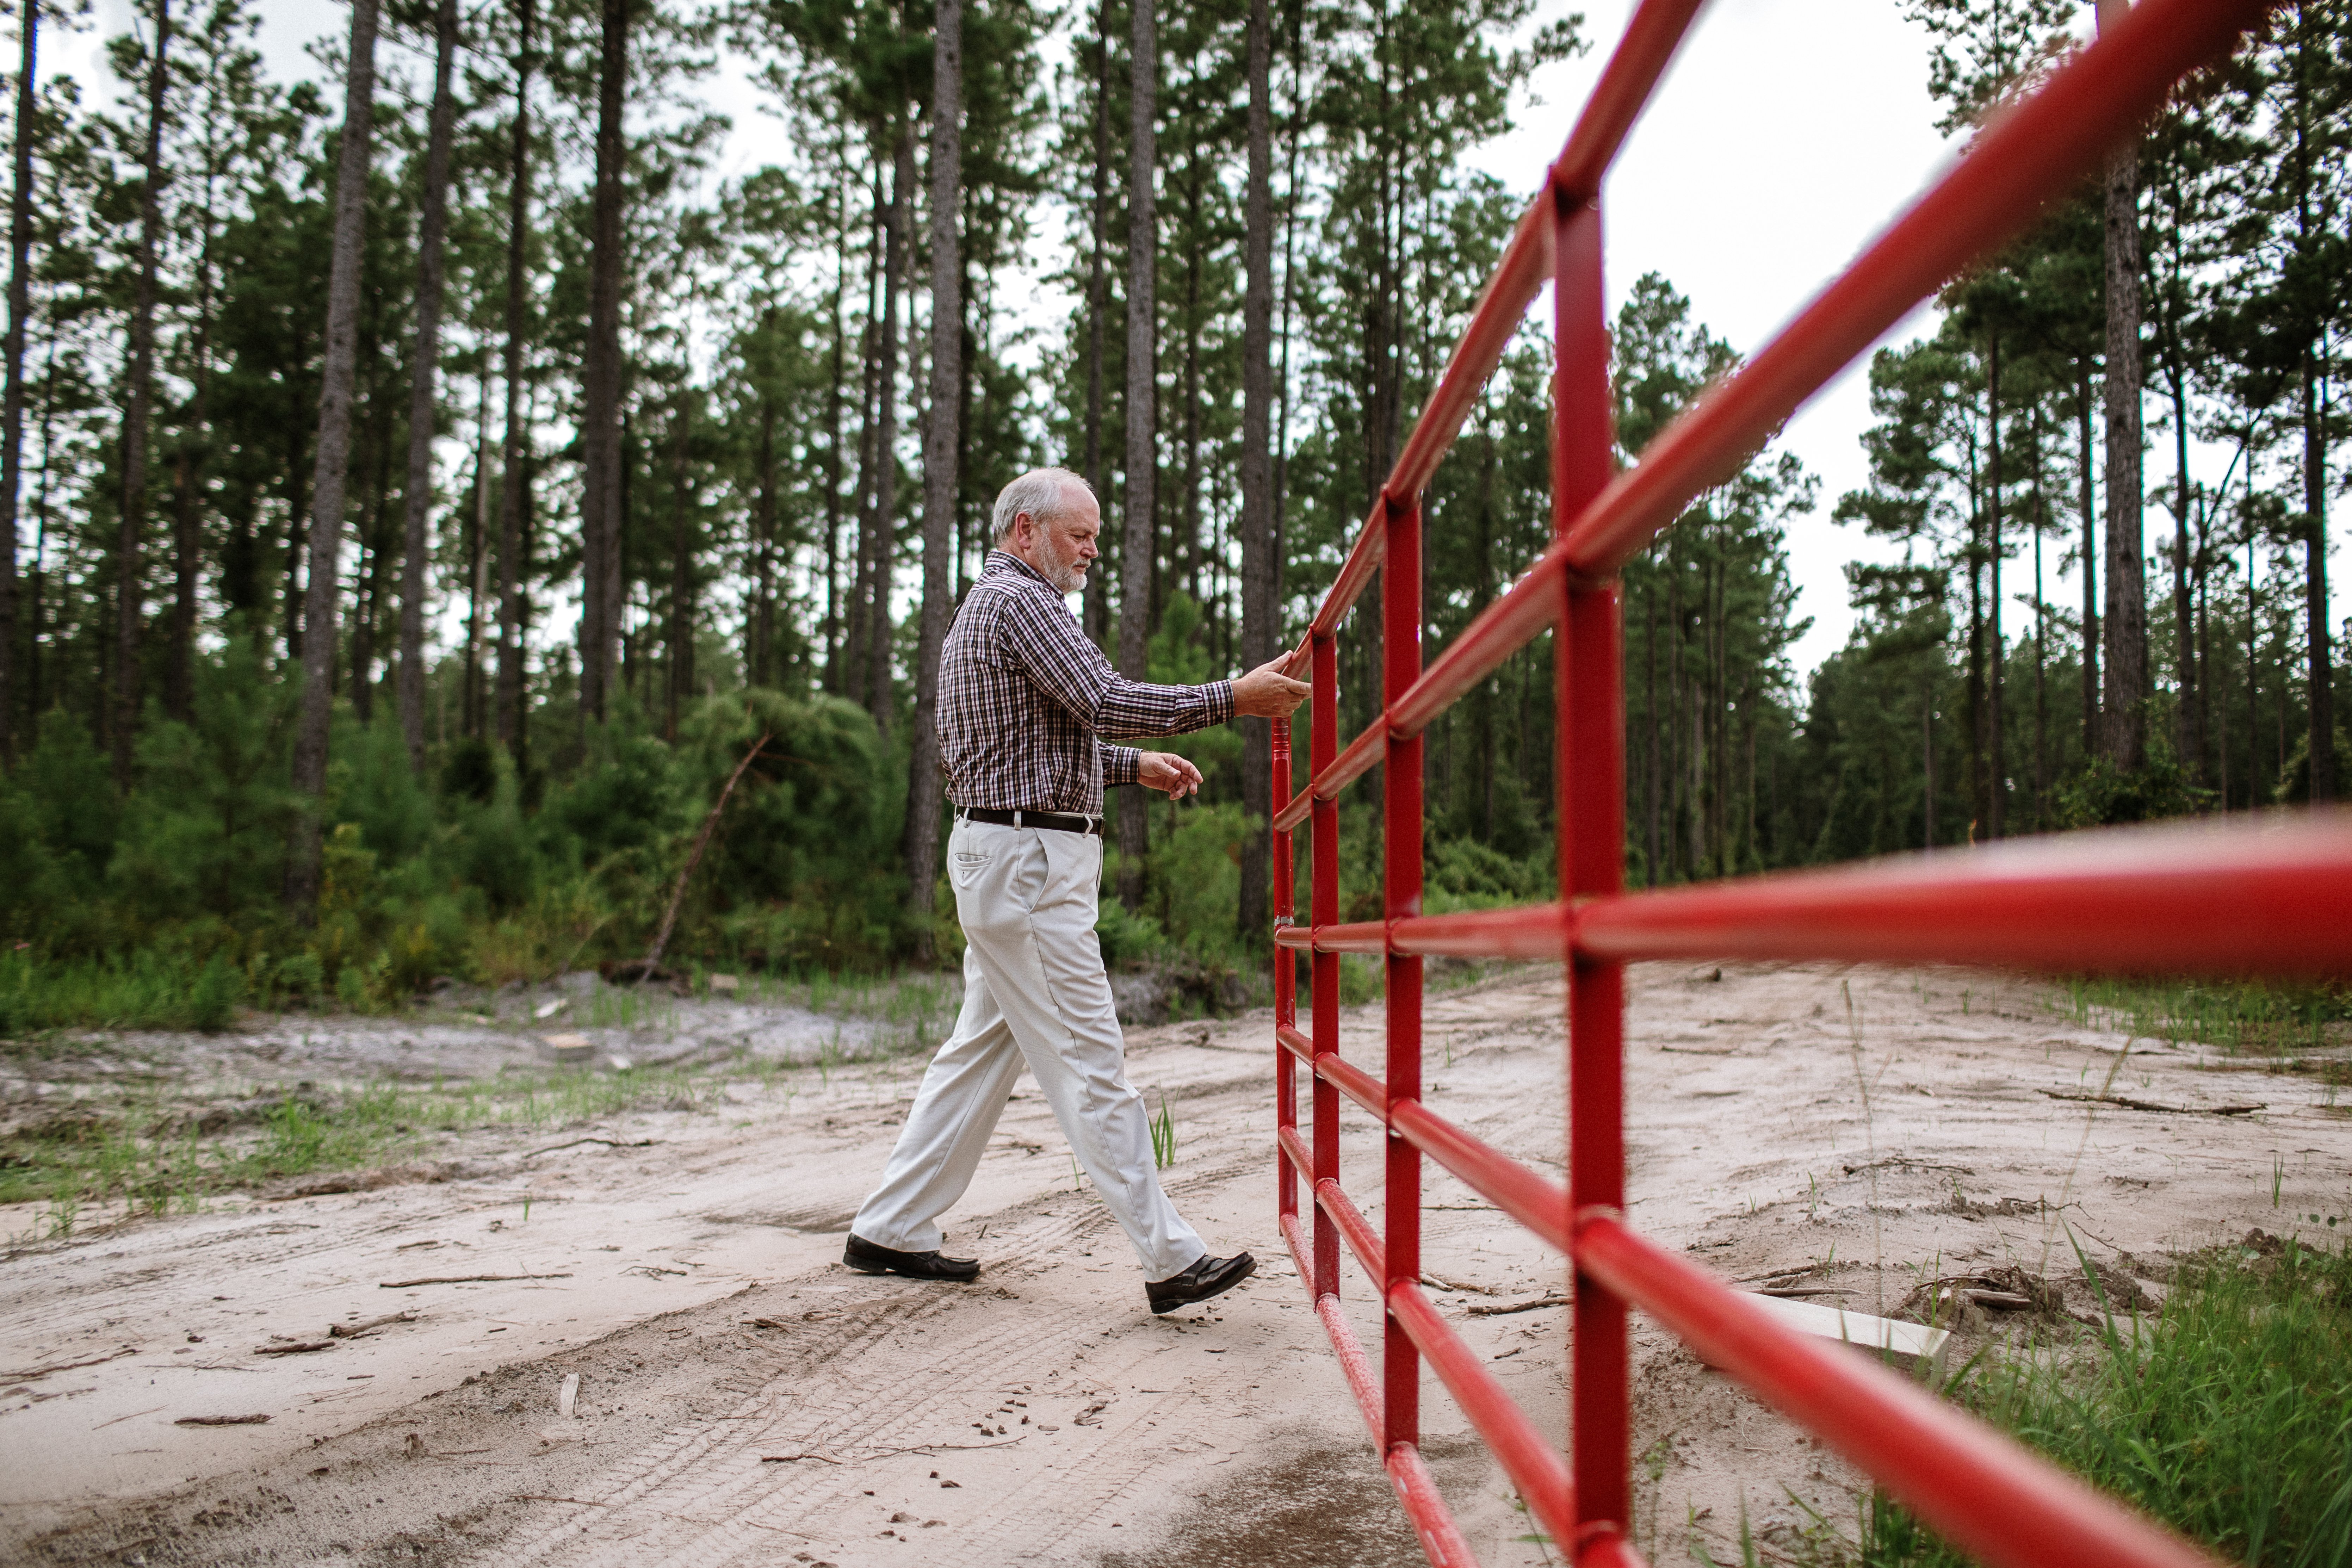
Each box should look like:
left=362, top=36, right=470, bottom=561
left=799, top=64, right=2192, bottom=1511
left=991, top=467, right=1093, bottom=544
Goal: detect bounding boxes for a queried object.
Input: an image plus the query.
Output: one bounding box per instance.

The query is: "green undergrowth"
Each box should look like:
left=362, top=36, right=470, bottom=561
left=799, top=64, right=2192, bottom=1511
left=1, top=948, right=962, bottom=1056
left=1778, top=1236, right=2352, bottom=1567
left=2057, top=974, right=2352, bottom=1057
left=0, top=948, right=248, bottom=1037
left=0, top=1055, right=809, bottom=1239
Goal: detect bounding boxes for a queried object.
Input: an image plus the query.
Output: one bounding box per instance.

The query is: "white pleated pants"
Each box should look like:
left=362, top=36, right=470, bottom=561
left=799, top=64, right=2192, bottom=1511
left=849, top=816, right=1207, bottom=1282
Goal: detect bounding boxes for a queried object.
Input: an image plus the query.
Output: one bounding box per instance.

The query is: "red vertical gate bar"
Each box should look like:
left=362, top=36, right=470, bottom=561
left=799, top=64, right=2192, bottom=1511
left=1273, top=720, right=1298, bottom=1245
left=1310, top=628, right=1342, bottom=1309
left=1382, top=495, right=1426, bottom=1460
left=1551, top=191, right=1628, bottom=1553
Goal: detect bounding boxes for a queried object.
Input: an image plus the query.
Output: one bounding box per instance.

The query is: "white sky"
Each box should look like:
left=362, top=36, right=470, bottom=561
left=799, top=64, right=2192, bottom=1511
left=52, top=0, right=2335, bottom=687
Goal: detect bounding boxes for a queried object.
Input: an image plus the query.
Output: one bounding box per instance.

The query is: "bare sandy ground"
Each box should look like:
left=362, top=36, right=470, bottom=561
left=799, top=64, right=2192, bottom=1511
left=3, top=961, right=2347, bottom=1567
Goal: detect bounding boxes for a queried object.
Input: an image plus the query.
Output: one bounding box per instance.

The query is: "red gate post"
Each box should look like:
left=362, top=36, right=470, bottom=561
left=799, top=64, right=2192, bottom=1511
left=1382, top=491, right=1426, bottom=1462
left=1273, top=719, right=1298, bottom=1242
left=1310, top=627, right=1343, bottom=1310
left=1550, top=190, right=1631, bottom=1557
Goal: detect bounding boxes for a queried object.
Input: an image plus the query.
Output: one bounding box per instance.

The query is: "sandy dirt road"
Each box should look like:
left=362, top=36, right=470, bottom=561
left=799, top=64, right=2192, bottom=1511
left=3, top=961, right=2346, bottom=1566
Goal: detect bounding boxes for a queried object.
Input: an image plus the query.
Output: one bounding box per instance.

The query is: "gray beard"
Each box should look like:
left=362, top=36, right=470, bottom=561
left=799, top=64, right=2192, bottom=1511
left=1040, top=540, right=1088, bottom=596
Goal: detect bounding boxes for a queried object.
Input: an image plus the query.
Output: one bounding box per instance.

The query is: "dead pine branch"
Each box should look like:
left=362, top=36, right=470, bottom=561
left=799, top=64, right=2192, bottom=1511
left=624, top=730, right=772, bottom=978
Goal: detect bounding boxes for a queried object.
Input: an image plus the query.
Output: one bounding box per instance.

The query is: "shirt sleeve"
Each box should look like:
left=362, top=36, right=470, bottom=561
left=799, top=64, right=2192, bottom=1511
left=998, top=585, right=1238, bottom=739
left=1099, top=741, right=1141, bottom=786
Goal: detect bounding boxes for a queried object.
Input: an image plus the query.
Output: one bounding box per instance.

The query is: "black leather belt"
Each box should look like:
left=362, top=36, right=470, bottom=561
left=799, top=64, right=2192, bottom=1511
left=957, top=806, right=1106, bottom=837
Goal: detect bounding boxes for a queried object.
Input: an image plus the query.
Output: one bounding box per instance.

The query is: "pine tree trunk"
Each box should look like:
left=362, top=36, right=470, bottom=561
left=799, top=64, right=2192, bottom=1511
left=0, top=0, right=32, bottom=764
left=865, top=128, right=912, bottom=738
left=577, top=0, right=629, bottom=724
left=1986, top=333, right=2004, bottom=839
left=164, top=189, right=216, bottom=725
left=663, top=393, right=691, bottom=741
left=904, top=0, right=964, bottom=957
left=750, top=374, right=777, bottom=685
left=1081, top=0, right=1113, bottom=646
left=2097, top=0, right=2147, bottom=771
left=1236, top=0, right=1275, bottom=944
left=167, top=442, right=199, bottom=720
left=280, top=337, right=310, bottom=658
left=2287, top=14, right=2334, bottom=801
left=2303, top=357, right=2334, bottom=800
left=1645, top=585, right=1660, bottom=878
left=284, top=0, right=378, bottom=912
left=114, top=0, right=172, bottom=787
left=462, top=376, right=490, bottom=737
left=1922, top=675, right=1936, bottom=848
left=2246, top=527, right=2258, bottom=805
left=2168, top=342, right=2200, bottom=788
left=349, top=402, right=395, bottom=721
left=2032, top=478, right=2048, bottom=825
left=1117, top=0, right=1157, bottom=907
left=2078, top=364, right=2099, bottom=753
left=823, top=188, right=848, bottom=691
left=846, top=173, right=883, bottom=702
left=397, top=0, right=459, bottom=768
left=495, top=0, right=535, bottom=754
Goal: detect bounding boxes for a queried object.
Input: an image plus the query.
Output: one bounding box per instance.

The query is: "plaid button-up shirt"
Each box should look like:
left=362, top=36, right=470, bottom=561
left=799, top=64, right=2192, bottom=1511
left=938, top=550, right=1234, bottom=814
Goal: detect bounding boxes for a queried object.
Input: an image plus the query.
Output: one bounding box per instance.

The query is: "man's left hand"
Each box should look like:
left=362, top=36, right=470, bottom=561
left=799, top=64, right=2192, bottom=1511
left=1138, top=751, right=1203, bottom=800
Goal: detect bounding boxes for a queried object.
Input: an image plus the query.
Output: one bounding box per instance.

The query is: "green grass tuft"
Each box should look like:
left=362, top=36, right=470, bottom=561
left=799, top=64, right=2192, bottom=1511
left=1866, top=1236, right=2352, bottom=1567
left=1150, top=1089, right=1176, bottom=1170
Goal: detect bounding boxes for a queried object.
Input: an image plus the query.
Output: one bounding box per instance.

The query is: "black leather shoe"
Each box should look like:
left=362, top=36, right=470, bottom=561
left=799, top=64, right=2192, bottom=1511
left=1146, top=1252, right=1256, bottom=1315
left=843, top=1232, right=980, bottom=1282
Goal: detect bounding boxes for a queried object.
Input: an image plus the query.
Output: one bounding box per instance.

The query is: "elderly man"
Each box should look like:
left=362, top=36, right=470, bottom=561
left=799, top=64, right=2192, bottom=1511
left=845, top=467, right=1310, bottom=1315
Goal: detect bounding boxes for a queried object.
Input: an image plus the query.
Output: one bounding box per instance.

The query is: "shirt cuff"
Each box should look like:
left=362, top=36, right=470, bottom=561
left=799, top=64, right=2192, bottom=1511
left=1101, top=743, right=1142, bottom=786
left=1202, top=679, right=1236, bottom=726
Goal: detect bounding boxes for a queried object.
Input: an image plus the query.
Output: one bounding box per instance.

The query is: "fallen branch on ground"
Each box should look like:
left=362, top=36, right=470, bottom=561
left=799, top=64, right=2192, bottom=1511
left=253, top=1339, right=335, bottom=1356
left=2041, top=1090, right=2263, bottom=1115
left=378, top=1273, right=574, bottom=1289
left=0, top=1345, right=137, bottom=1382
left=522, top=1137, right=657, bottom=1159
left=1467, top=1294, right=1569, bottom=1316
left=1419, top=1272, right=1499, bottom=1295
left=329, top=1310, right=419, bottom=1339
left=760, top=1436, right=1029, bottom=1465
left=175, top=1413, right=269, bottom=1426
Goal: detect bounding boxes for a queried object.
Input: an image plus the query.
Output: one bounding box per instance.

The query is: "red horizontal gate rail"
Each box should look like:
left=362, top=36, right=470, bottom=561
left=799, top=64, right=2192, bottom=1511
left=1263, top=3, right=2324, bottom=1566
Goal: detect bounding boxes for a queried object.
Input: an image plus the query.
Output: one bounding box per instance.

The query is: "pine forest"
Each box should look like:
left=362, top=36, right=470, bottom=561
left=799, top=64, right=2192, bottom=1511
left=0, top=0, right=2345, bottom=1022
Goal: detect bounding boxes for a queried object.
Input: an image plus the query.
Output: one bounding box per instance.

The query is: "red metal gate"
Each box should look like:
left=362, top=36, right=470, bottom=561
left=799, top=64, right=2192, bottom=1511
left=1263, top=2, right=2349, bottom=1564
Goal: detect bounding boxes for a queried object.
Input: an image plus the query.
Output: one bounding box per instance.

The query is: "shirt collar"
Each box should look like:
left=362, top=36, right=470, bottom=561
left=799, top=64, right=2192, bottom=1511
left=985, top=549, right=1058, bottom=591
